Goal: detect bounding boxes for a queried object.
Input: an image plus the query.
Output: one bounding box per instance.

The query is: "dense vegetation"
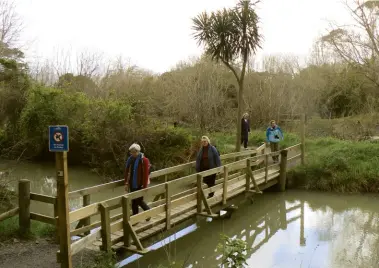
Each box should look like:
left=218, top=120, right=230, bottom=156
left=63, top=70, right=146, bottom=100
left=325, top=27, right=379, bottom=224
left=0, top=0, right=379, bottom=187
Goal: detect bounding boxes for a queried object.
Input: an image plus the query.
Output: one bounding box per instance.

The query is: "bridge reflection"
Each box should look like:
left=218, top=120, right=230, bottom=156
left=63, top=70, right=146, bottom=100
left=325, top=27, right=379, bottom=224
left=118, top=194, right=305, bottom=268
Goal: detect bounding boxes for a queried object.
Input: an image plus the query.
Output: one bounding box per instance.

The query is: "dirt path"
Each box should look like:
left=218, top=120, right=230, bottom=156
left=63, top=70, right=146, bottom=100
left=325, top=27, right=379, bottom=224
left=0, top=238, right=98, bottom=268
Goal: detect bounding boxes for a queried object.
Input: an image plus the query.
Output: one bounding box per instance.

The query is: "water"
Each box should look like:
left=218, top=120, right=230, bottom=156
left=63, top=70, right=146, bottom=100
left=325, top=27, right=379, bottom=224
left=121, top=191, right=379, bottom=268
left=2, top=161, right=379, bottom=268
left=0, top=160, right=125, bottom=216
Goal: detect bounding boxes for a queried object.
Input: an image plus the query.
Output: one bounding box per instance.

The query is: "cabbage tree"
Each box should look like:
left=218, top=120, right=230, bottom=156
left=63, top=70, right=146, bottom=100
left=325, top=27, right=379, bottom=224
left=192, top=0, right=262, bottom=151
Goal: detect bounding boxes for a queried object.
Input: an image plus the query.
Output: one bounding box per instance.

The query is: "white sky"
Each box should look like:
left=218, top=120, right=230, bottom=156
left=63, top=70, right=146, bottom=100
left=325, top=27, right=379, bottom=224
left=15, top=0, right=353, bottom=73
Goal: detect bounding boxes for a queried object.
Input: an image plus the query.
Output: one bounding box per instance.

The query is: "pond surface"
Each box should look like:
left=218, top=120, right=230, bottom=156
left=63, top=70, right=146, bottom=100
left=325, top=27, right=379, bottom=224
left=2, top=161, right=379, bottom=268
left=120, top=191, right=379, bottom=268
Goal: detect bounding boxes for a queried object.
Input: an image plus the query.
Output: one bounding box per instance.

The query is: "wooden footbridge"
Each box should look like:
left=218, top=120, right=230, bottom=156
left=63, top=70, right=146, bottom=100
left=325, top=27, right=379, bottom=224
left=64, top=142, right=303, bottom=262
left=119, top=195, right=306, bottom=267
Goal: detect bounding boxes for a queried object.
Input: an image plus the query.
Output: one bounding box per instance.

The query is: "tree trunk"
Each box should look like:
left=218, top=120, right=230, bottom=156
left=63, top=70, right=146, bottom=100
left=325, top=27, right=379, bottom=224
left=235, top=81, right=244, bottom=152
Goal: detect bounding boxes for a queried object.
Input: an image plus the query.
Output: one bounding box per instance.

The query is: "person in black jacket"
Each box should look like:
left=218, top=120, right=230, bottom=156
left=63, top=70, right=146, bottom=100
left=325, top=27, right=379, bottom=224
left=241, top=113, right=250, bottom=149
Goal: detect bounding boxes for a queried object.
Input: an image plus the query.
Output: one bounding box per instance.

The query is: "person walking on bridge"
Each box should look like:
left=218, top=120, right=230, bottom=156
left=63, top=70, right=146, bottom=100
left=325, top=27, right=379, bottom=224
left=196, top=136, right=222, bottom=198
left=124, top=143, right=151, bottom=220
left=266, top=120, right=284, bottom=163
left=241, top=113, right=251, bottom=150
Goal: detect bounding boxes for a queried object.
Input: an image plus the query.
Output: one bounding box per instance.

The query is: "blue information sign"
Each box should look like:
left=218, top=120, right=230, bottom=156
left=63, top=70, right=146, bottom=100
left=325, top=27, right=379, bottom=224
left=49, top=125, right=69, bottom=152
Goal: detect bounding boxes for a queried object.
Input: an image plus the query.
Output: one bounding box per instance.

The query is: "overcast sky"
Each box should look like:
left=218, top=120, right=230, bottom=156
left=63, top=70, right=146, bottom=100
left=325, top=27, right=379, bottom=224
left=15, top=0, right=352, bottom=73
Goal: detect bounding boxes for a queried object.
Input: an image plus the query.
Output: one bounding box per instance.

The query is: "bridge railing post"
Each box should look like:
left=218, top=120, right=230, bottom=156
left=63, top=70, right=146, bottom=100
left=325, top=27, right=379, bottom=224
left=245, top=159, right=251, bottom=192
left=99, top=202, right=112, bottom=253
left=300, top=113, right=306, bottom=165
left=165, top=183, right=171, bottom=230
left=279, top=149, right=288, bottom=192
left=197, top=174, right=203, bottom=213
left=18, top=179, right=31, bottom=235
left=122, top=196, right=131, bottom=247
left=82, top=194, right=91, bottom=235
left=222, top=166, right=228, bottom=205
left=264, top=154, right=269, bottom=183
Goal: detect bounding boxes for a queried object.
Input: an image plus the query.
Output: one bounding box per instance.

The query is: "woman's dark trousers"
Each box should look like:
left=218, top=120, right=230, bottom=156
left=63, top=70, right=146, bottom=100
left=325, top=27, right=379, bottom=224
left=131, top=187, right=150, bottom=215
left=203, top=174, right=216, bottom=198
left=241, top=132, right=248, bottom=149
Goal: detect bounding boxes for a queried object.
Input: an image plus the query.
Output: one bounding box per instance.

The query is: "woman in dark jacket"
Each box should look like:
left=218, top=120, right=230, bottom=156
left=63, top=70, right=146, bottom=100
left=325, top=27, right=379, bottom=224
left=241, top=112, right=250, bottom=149
left=195, top=136, right=222, bottom=198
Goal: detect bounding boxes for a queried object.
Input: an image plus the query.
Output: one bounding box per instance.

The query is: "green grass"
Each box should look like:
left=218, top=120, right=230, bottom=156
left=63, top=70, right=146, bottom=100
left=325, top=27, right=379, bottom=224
left=0, top=216, right=56, bottom=241
left=194, top=129, right=300, bottom=154
left=288, top=137, right=379, bottom=192
left=77, top=252, right=117, bottom=268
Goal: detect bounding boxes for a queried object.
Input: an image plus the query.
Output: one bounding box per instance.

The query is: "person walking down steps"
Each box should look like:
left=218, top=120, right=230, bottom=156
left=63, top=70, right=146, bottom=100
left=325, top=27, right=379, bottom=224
left=241, top=113, right=251, bottom=150
left=196, top=136, right=222, bottom=198
left=124, top=143, right=151, bottom=223
left=266, top=120, right=284, bottom=163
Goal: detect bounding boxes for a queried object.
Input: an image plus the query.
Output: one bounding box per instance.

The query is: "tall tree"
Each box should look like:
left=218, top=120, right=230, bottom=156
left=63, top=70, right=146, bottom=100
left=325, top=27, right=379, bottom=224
left=321, top=0, right=379, bottom=87
left=192, top=0, right=262, bottom=151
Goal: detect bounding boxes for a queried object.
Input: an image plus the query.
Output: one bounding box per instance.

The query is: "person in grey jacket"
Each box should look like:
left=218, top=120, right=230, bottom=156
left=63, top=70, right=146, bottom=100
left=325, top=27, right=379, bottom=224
left=196, top=136, right=222, bottom=198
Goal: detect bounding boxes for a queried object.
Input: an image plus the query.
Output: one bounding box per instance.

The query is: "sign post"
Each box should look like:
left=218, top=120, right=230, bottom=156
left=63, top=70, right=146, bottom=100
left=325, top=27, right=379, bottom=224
left=49, top=125, right=72, bottom=268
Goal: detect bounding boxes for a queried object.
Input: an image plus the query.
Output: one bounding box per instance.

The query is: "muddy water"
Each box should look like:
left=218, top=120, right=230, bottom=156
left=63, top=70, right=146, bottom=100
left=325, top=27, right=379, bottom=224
left=2, top=161, right=379, bottom=268
left=121, top=191, right=379, bottom=268
left=0, top=160, right=125, bottom=217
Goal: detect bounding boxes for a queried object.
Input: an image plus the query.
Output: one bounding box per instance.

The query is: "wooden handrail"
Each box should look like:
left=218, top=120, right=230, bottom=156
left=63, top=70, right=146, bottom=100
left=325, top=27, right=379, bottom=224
left=68, top=149, right=258, bottom=199
left=0, top=207, right=19, bottom=222
left=68, top=144, right=301, bottom=226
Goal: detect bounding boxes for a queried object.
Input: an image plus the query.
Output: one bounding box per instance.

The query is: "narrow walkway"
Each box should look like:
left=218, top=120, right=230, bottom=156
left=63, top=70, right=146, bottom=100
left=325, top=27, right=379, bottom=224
left=87, top=167, right=280, bottom=252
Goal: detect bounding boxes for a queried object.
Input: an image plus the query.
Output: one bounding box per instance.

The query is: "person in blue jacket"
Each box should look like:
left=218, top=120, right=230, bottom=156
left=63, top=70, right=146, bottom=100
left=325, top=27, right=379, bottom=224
left=196, top=136, right=222, bottom=198
left=266, top=120, right=284, bottom=163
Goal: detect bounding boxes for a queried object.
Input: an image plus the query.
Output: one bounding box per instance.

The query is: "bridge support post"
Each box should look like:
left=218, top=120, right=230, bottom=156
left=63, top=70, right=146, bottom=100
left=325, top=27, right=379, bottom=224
left=82, top=195, right=91, bottom=235
left=99, top=202, right=112, bottom=253
left=165, top=183, right=171, bottom=230
left=18, top=179, right=31, bottom=235
left=278, top=150, right=288, bottom=192
left=196, top=174, right=203, bottom=214
left=55, top=152, right=72, bottom=268
left=222, top=166, right=228, bottom=205
left=300, top=113, right=306, bottom=165
left=121, top=196, right=131, bottom=247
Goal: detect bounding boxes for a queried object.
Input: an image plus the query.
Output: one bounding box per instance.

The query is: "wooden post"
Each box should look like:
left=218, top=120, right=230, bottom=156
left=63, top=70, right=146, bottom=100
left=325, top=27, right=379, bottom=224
left=82, top=194, right=91, bottom=235
left=55, top=152, right=72, bottom=268
left=300, top=201, right=306, bottom=246
left=222, top=166, right=228, bottom=205
left=197, top=174, right=203, bottom=214
left=164, top=174, right=168, bottom=183
left=121, top=196, right=131, bottom=247
left=264, top=154, right=269, bottom=183
left=300, top=113, right=306, bottom=165
left=54, top=199, right=60, bottom=243
left=18, top=179, right=30, bottom=235
left=99, top=202, right=112, bottom=253
left=278, top=150, right=288, bottom=192
left=165, top=183, right=171, bottom=230
left=245, top=159, right=251, bottom=192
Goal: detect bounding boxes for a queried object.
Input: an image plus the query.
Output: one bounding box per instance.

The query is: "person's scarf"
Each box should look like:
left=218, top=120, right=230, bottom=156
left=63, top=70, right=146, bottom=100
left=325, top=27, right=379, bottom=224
left=126, top=153, right=144, bottom=189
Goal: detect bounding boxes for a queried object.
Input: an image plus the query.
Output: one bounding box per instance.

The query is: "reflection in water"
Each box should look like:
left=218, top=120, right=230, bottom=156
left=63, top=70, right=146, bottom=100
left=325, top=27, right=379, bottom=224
left=122, top=193, right=305, bottom=268
left=123, top=191, right=379, bottom=268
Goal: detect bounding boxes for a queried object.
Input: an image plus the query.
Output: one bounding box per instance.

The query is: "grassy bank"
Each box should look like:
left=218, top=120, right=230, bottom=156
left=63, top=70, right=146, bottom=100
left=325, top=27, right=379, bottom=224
left=0, top=216, right=56, bottom=242
left=288, top=137, right=379, bottom=192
